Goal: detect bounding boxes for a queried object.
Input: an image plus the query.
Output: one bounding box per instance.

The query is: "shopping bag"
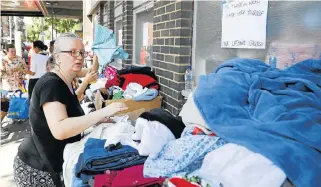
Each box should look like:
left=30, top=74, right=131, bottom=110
left=7, top=90, right=29, bottom=119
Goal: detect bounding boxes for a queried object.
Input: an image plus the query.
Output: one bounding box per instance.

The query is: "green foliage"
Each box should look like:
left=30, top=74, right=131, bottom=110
left=45, top=17, right=81, bottom=33
left=26, top=17, right=49, bottom=41
left=26, top=17, right=81, bottom=41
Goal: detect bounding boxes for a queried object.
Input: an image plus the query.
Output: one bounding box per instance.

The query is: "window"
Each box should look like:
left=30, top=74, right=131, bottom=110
left=133, top=3, right=154, bottom=66
left=193, top=1, right=321, bottom=85
left=104, top=3, right=108, bottom=12
left=115, top=0, right=122, bottom=6
left=109, top=19, right=123, bottom=69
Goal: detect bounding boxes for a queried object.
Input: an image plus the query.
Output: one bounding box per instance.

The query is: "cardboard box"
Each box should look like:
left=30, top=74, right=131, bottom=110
left=105, top=96, right=162, bottom=115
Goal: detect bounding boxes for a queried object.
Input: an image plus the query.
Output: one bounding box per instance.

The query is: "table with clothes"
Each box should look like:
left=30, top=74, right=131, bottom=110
left=64, top=58, right=321, bottom=187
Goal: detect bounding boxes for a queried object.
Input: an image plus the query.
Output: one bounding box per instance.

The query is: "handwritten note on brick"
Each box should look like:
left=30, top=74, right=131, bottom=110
left=221, top=0, right=268, bottom=49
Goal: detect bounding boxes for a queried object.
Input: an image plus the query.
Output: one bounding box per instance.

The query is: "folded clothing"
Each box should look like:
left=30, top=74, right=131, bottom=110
left=104, top=133, right=138, bottom=149
left=63, top=124, right=118, bottom=187
left=132, top=118, right=176, bottom=158
left=197, top=143, right=286, bottom=187
left=123, top=83, right=148, bottom=99
left=94, top=165, right=165, bottom=187
left=90, top=80, right=106, bottom=92
left=105, top=75, right=121, bottom=89
left=139, top=108, right=185, bottom=139
left=133, top=88, right=158, bottom=101
left=94, top=171, right=117, bottom=187
left=103, top=65, right=118, bottom=81
left=117, top=66, right=158, bottom=81
left=76, top=138, right=146, bottom=178
left=144, top=133, right=227, bottom=178
left=167, top=176, right=211, bottom=187
left=179, top=93, right=210, bottom=132
left=112, top=91, right=124, bottom=100
left=120, top=73, right=159, bottom=90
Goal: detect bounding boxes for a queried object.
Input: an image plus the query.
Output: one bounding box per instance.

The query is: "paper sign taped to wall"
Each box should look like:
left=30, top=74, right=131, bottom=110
left=118, top=30, right=123, bottom=46
left=143, top=22, right=149, bottom=46
left=221, top=0, right=268, bottom=49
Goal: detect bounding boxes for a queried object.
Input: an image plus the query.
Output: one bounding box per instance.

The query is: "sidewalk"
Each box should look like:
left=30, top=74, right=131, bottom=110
left=0, top=120, right=30, bottom=187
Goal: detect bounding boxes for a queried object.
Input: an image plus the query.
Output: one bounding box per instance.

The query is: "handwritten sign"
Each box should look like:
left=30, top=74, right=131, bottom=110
left=221, top=0, right=268, bottom=49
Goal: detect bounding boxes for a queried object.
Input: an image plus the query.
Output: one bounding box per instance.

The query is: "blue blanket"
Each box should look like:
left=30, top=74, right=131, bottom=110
left=193, top=58, right=321, bottom=187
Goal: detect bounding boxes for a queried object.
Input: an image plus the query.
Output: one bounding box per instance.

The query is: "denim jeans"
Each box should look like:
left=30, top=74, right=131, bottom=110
left=75, top=138, right=146, bottom=182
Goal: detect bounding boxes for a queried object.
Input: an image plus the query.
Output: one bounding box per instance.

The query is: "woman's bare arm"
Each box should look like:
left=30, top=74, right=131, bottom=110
left=43, top=101, right=128, bottom=140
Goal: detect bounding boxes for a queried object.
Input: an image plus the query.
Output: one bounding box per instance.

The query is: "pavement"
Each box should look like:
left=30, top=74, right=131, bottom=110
left=0, top=119, right=30, bottom=187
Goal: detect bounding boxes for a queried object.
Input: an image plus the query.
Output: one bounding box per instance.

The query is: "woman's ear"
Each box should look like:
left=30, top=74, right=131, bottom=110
left=54, top=54, right=61, bottom=66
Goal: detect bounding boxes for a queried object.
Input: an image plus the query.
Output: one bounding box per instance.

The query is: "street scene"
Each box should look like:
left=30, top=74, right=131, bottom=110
left=1, top=1, right=321, bottom=187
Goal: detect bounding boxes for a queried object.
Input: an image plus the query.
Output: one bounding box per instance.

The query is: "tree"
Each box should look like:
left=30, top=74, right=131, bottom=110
left=45, top=18, right=81, bottom=34
left=26, top=18, right=49, bottom=41
left=26, top=17, right=81, bottom=42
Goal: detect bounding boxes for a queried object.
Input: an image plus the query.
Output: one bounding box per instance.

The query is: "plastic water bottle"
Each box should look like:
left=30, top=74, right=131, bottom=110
left=184, top=66, right=193, bottom=91
left=269, top=56, right=277, bottom=68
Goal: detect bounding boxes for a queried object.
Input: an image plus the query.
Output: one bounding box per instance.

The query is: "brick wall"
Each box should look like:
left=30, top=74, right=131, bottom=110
left=103, top=1, right=115, bottom=30
left=122, top=0, right=133, bottom=68
left=98, top=0, right=194, bottom=115
left=98, top=3, right=104, bottom=25
left=153, top=0, right=194, bottom=115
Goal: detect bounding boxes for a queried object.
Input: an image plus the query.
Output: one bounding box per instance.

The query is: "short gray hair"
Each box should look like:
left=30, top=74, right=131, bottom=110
left=53, top=33, right=82, bottom=53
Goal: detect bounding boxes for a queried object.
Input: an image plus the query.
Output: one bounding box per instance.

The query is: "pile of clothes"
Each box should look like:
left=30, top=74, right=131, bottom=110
left=64, top=107, right=287, bottom=187
left=104, top=66, right=159, bottom=101
left=80, top=65, right=160, bottom=114
left=64, top=58, right=321, bottom=187
left=65, top=109, right=185, bottom=187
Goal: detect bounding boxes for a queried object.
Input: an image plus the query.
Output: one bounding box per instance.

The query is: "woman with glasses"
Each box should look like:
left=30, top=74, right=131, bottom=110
left=13, top=33, right=128, bottom=187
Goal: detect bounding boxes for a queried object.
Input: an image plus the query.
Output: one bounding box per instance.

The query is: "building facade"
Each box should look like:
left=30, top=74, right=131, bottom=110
left=86, top=0, right=193, bottom=115
left=85, top=0, right=321, bottom=115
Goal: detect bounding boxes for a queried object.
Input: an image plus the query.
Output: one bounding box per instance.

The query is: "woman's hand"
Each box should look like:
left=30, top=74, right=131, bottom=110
left=100, top=117, right=115, bottom=123
left=102, top=102, right=128, bottom=117
left=84, top=70, right=99, bottom=84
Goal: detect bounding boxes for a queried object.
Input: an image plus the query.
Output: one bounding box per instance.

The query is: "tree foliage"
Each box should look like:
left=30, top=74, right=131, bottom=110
left=45, top=18, right=81, bottom=33
left=26, top=17, right=49, bottom=41
left=26, top=17, right=81, bottom=41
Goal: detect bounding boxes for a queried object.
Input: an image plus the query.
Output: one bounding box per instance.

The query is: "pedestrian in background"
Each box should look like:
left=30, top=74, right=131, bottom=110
left=28, top=40, right=49, bottom=99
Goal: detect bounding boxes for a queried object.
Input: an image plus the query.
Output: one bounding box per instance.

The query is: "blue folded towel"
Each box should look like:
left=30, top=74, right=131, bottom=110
left=193, top=58, right=321, bottom=187
left=92, top=25, right=128, bottom=66
left=133, top=88, right=158, bottom=101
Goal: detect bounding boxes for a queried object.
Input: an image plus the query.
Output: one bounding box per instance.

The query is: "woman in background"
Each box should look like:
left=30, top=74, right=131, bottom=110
left=28, top=41, right=49, bottom=99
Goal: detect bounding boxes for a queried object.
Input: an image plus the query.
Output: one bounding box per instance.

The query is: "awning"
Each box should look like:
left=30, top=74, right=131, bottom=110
left=42, top=0, right=83, bottom=19
left=1, top=0, right=48, bottom=17
left=1, top=0, right=82, bottom=19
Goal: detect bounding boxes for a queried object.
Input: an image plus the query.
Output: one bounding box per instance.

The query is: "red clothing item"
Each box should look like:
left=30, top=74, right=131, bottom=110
left=192, top=127, right=216, bottom=136
left=120, top=73, right=159, bottom=90
left=94, top=171, right=117, bottom=187
left=94, top=165, right=165, bottom=187
left=105, top=76, right=121, bottom=89
left=168, top=177, right=200, bottom=187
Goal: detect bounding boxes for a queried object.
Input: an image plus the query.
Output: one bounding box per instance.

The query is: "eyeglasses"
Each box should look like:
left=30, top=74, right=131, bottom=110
left=59, top=50, right=88, bottom=58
